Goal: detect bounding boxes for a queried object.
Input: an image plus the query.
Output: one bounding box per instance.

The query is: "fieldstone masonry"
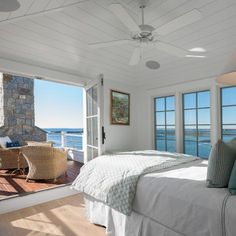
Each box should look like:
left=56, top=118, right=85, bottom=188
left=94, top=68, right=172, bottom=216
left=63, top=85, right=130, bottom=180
left=0, top=74, right=46, bottom=145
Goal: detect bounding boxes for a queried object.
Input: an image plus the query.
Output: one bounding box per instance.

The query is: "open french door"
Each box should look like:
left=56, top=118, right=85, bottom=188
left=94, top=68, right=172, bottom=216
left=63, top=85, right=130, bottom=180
left=83, top=75, right=105, bottom=162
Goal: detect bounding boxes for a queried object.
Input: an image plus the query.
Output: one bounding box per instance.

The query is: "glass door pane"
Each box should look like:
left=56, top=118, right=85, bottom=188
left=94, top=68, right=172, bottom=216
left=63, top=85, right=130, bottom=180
left=86, top=84, right=99, bottom=161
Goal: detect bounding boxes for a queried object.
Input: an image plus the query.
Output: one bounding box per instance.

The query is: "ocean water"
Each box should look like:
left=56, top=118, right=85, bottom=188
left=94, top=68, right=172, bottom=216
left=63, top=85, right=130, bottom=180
left=44, top=128, right=236, bottom=158
left=44, top=128, right=83, bottom=150
left=156, top=128, right=236, bottom=159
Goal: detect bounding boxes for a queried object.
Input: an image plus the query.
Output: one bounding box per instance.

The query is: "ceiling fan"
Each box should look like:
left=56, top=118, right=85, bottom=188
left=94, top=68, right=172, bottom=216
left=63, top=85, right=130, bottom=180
left=89, top=0, right=203, bottom=66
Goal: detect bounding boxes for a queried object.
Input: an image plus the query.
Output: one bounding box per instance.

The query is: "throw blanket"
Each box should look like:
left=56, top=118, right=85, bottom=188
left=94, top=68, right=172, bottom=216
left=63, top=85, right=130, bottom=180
left=71, top=151, right=198, bottom=215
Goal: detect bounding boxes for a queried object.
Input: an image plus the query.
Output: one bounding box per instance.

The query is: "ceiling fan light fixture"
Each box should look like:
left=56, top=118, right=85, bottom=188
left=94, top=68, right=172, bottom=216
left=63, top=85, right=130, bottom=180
left=145, top=60, right=160, bottom=70
left=189, top=47, right=206, bottom=52
left=185, top=55, right=206, bottom=58
left=0, top=0, right=20, bottom=12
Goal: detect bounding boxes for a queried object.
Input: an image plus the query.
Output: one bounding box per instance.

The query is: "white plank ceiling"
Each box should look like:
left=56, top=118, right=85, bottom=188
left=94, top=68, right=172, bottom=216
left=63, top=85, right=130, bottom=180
left=0, top=0, right=236, bottom=88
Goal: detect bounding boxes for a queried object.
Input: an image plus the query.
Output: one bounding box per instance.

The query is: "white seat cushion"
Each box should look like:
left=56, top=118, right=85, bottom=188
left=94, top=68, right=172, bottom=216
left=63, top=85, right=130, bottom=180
left=0, top=136, right=12, bottom=148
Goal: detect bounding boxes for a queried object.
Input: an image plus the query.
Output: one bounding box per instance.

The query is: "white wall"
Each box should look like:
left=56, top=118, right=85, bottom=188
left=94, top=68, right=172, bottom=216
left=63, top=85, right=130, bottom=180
left=102, top=75, right=223, bottom=154
left=102, top=75, right=222, bottom=153
left=103, top=79, right=152, bottom=152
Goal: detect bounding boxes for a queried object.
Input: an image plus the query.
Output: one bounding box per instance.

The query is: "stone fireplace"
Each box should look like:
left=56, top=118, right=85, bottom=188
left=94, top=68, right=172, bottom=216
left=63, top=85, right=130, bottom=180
left=0, top=74, right=46, bottom=145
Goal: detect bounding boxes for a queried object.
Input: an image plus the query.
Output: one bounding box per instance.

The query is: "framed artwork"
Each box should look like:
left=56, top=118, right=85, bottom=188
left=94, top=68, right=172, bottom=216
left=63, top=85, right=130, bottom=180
left=110, top=90, right=130, bottom=125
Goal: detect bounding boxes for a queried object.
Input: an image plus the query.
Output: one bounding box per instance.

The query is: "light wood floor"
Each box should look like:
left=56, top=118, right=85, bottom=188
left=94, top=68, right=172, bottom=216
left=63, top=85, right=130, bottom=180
left=0, top=193, right=106, bottom=236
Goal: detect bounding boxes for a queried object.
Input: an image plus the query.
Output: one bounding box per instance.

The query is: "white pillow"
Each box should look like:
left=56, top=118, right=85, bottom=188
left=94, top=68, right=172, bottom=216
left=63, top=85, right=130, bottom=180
left=0, top=136, right=12, bottom=148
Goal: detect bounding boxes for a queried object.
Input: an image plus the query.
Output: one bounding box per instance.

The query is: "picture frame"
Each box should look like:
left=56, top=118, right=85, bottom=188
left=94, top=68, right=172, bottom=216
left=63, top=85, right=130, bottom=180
left=110, top=90, right=130, bottom=125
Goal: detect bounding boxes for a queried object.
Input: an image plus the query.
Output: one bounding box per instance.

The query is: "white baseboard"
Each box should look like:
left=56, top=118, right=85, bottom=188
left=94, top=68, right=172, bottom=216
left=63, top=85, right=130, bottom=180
left=0, top=184, right=78, bottom=215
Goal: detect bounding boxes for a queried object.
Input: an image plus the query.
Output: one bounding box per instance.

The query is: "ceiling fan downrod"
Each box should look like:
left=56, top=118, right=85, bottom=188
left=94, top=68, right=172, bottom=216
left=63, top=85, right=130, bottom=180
left=136, top=3, right=154, bottom=42
left=140, top=4, right=145, bottom=26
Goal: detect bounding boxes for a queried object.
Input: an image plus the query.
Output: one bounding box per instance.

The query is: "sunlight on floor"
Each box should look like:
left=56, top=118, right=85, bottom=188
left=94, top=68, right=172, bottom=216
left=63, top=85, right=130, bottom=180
left=1, top=194, right=105, bottom=236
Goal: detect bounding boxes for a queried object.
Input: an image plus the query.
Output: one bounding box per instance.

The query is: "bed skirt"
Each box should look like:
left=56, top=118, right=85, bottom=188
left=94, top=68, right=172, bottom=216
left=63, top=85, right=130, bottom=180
left=84, top=195, right=183, bottom=236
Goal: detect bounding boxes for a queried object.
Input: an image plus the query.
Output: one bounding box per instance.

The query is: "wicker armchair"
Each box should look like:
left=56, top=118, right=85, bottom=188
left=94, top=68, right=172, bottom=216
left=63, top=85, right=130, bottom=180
left=0, top=147, right=28, bottom=170
left=21, top=146, right=67, bottom=182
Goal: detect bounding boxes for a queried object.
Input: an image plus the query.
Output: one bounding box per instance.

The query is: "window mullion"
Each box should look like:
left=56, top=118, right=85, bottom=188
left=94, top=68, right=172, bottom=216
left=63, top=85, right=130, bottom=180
left=165, top=97, right=167, bottom=151
left=196, top=92, right=199, bottom=156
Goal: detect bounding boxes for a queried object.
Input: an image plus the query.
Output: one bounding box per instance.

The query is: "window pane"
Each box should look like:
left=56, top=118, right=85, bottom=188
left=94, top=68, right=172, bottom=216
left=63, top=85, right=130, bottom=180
left=222, top=107, right=236, bottom=124
left=198, top=108, right=210, bottom=124
left=222, top=87, right=236, bottom=106
left=92, top=117, right=98, bottom=147
left=167, top=140, right=176, bottom=152
left=155, top=96, right=175, bottom=152
left=222, top=125, right=236, bottom=142
left=156, top=139, right=165, bottom=151
left=184, top=93, right=196, bottom=109
left=155, top=98, right=165, bottom=111
left=198, top=142, right=211, bottom=159
left=184, top=90, right=211, bottom=158
left=184, top=141, right=197, bottom=156
left=166, top=111, right=175, bottom=125
left=198, top=91, right=210, bottom=108
left=92, top=86, right=98, bottom=115
left=166, top=126, right=175, bottom=140
left=87, top=87, right=93, bottom=116
left=184, top=110, right=196, bottom=124
left=184, top=126, right=197, bottom=141
left=166, top=96, right=175, bottom=110
left=198, top=124, right=211, bottom=159
left=156, top=112, right=165, bottom=125
left=156, top=126, right=165, bottom=140
left=87, top=118, right=92, bottom=145
left=198, top=126, right=210, bottom=142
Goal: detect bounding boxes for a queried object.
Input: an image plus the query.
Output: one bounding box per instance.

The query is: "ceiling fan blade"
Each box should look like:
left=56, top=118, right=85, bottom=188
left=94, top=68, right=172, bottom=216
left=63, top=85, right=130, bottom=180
left=129, top=47, right=141, bottom=65
left=154, top=41, right=187, bottom=57
left=153, top=9, right=202, bottom=36
left=89, top=39, right=132, bottom=49
left=109, top=3, right=140, bottom=33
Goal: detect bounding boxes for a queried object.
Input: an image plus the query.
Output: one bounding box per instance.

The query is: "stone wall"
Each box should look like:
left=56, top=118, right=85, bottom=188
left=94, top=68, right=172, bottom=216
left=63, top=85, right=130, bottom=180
left=0, top=74, right=46, bottom=145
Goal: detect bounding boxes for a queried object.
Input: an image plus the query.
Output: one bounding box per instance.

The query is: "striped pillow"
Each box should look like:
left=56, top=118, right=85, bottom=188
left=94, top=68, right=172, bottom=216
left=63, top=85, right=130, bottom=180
left=206, top=140, right=236, bottom=188
left=227, top=138, right=236, bottom=153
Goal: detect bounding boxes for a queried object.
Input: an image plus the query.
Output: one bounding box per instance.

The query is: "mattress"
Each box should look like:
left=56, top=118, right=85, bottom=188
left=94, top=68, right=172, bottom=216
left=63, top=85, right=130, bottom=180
left=85, top=159, right=236, bottom=236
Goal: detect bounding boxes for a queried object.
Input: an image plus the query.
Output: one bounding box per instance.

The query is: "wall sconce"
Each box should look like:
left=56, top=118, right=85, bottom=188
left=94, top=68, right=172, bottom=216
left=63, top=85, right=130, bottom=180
left=217, top=52, right=236, bottom=85
left=217, top=72, right=236, bottom=85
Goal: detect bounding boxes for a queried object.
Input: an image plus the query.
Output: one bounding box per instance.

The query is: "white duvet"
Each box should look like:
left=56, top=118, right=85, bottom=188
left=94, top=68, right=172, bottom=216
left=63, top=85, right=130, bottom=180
left=85, top=158, right=236, bottom=236
left=72, top=151, right=197, bottom=215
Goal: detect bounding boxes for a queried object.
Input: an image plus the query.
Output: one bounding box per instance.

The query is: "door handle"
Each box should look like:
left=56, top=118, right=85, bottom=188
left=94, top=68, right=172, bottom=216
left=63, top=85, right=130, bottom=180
left=102, top=126, right=106, bottom=144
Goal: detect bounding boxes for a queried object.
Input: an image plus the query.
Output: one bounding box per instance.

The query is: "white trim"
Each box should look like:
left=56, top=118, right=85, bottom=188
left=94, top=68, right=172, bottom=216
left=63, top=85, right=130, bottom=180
left=210, top=84, right=221, bottom=145
left=0, top=57, right=88, bottom=86
left=97, top=74, right=105, bottom=155
left=0, top=185, right=78, bottom=215
left=150, top=97, right=155, bottom=150
left=175, top=92, right=183, bottom=153
left=84, top=75, right=104, bottom=162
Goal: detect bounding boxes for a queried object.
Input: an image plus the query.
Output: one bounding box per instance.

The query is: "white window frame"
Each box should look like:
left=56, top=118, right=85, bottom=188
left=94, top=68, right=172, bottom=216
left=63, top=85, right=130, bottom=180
left=150, top=79, right=221, bottom=154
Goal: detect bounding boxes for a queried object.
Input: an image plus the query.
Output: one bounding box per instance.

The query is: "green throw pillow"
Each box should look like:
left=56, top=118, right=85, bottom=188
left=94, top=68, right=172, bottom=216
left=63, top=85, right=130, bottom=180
left=206, top=140, right=236, bottom=188
left=229, top=161, right=236, bottom=195
left=227, top=137, right=236, bottom=153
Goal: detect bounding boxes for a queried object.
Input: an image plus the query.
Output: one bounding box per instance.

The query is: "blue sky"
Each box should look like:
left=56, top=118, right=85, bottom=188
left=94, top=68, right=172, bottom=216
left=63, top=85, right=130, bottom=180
left=34, top=79, right=83, bottom=128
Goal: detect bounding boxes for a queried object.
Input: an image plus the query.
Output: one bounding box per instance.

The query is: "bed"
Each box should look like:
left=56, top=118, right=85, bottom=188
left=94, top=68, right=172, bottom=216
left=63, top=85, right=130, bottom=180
left=72, top=151, right=236, bottom=236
